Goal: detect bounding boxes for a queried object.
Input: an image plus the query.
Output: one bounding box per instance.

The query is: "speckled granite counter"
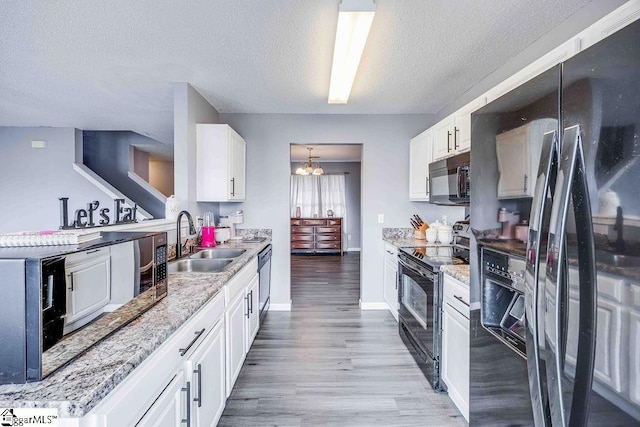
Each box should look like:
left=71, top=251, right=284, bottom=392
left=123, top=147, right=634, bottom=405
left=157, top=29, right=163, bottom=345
left=0, top=239, right=270, bottom=418
left=382, top=227, right=452, bottom=248
left=478, top=238, right=527, bottom=258
left=440, top=264, right=470, bottom=285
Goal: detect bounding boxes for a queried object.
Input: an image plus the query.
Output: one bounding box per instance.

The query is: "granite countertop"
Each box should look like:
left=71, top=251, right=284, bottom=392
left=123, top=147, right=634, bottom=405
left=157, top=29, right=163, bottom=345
left=0, top=239, right=271, bottom=418
left=440, top=264, right=471, bottom=285
left=382, top=227, right=453, bottom=248
left=478, top=238, right=527, bottom=258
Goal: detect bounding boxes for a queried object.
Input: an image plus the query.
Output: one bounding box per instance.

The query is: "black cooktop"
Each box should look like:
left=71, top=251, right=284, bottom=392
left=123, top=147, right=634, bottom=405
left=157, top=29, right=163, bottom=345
left=399, top=246, right=467, bottom=269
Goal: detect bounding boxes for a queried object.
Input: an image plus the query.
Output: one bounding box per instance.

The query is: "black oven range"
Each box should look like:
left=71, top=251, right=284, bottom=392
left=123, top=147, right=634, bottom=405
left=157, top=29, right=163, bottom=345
left=397, top=220, right=470, bottom=391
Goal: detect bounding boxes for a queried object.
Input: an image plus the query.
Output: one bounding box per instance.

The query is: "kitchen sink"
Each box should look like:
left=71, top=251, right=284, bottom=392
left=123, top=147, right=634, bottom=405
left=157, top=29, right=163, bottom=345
left=190, top=248, right=246, bottom=259
left=168, top=258, right=233, bottom=273
left=596, top=250, right=640, bottom=268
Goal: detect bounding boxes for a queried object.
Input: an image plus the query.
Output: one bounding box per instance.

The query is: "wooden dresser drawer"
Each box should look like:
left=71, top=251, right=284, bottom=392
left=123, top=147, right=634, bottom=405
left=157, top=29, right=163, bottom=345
left=290, top=219, right=303, bottom=226
left=291, top=234, right=314, bottom=242
left=316, top=226, right=340, bottom=234
left=291, top=242, right=315, bottom=250
left=327, top=219, right=341, bottom=226
left=302, top=219, right=327, bottom=226
left=316, top=242, right=341, bottom=250
left=316, top=234, right=339, bottom=242
left=291, top=226, right=314, bottom=234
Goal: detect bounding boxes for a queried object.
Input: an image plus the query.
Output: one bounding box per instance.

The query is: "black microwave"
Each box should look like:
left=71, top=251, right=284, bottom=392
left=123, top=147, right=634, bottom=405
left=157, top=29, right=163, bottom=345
left=428, top=151, right=470, bottom=206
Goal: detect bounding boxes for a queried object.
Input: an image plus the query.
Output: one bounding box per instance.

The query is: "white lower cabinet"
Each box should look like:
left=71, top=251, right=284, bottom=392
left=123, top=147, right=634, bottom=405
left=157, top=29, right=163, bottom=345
left=187, top=319, right=226, bottom=427
left=382, top=243, right=399, bottom=321
left=246, top=274, right=260, bottom=347
left=441, top=273, right=470, bottom=422
left=225, top=289, right=248, bottom=397
left=136, top=371, right=185, bottom=427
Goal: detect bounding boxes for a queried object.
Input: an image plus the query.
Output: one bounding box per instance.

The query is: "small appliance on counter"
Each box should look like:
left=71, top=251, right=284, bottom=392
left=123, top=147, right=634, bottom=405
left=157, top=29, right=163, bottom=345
left=220, top=210, right=244, bottom=240
left=498, top=208, right=519, bottom=240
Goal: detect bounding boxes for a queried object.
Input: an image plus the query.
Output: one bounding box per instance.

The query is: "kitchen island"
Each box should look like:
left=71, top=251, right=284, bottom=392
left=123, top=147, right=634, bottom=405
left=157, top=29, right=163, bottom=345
left=0, top=238, right=270, bottom=422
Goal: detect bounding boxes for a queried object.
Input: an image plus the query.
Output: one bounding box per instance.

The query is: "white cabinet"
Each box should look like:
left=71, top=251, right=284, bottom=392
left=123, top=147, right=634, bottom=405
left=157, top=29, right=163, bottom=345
left=225, top=287, right=247, bottom=397
left=64, top=248, right=111, bottom=332
left=441, top=273, right=469, bottom=422
left=409, top=129, right=433, bottom=201
left=246, top=273, right=260, bottom=348
left=196, top=124, right=246, bottom=202
left=496, top=119, right=556, bottom=199
left=224, top=258, right=259, bottom=397
left=432, top=97, right=486, bottom=161
left=187, top=318, right=226, bottom=427
left=383, top=243, right=399, bottom=321
left=136, top=371, right=185, bottom=427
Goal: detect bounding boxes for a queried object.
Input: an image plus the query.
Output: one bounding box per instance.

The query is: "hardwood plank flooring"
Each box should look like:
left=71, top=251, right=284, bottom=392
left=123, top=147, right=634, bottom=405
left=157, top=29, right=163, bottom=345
left=219, top=253, right=466, bottom=426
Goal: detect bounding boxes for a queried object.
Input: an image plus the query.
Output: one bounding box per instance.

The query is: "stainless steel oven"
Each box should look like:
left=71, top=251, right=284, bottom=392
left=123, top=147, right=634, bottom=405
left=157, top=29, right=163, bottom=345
left=397, top=251, right=444, bottom=391
left=428, top=151, right=470, bottom=205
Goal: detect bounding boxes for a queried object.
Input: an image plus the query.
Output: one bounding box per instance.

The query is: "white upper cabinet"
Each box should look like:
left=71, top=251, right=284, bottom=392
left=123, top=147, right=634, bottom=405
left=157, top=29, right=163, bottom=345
left=409, top=129, right=433, bottom=201
left=196, top=124, right=246, bottom=202
left=432, top=97, right=486, bottom=161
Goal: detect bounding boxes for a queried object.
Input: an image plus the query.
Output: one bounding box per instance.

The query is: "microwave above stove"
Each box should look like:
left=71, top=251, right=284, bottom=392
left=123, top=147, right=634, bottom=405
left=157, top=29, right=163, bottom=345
left=428, top=152, right=470, bottom=206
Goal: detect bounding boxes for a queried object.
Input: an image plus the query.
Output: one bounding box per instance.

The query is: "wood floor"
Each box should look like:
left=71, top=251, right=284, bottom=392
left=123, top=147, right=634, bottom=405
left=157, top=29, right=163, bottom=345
left=219, top=253, right=466, bottom=426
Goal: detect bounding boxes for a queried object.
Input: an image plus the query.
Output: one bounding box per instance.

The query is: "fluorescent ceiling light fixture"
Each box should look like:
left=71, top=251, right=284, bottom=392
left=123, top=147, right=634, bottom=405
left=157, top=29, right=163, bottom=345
left=328, top=0, right=376, bottom=104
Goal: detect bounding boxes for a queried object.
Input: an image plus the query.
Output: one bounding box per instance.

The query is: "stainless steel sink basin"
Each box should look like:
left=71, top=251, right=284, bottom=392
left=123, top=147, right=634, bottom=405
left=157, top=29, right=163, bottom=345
left=168, top=258, right=233, bottom=273
left=190, top=248, right=246, bottom=259
left=596, top=250, right=640, bottom=268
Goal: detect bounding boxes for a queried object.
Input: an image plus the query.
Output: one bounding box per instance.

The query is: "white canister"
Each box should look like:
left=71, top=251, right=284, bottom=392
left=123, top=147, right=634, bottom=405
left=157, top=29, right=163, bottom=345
left=165, top=195, right=181, bottom=220
left=426, top=228, right=438, bottom=243
left=215, top=226, right=231, bottom=243
left=437, top=225, right=454, bottom=244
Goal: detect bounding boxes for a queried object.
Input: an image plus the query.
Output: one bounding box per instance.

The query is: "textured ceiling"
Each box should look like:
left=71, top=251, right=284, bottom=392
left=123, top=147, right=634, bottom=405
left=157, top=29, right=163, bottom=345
left=0, top=0, right=602, bottom=145
left=291, top=144, right=362, bottom=163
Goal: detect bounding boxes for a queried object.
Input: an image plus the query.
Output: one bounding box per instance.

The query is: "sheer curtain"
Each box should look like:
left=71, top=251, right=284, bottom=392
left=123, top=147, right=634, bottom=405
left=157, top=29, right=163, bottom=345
left=290, top=174, right=347, bottom=235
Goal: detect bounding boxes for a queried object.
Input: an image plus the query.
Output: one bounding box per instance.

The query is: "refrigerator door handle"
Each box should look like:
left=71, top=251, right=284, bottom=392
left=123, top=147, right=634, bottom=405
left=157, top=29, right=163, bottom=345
left=525, top=130, right=558, bottom=427
left=545, top=125, right=597, bottom=427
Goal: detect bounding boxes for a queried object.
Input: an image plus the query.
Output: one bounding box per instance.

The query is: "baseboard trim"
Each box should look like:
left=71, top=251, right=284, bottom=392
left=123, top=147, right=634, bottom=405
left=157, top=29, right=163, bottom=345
left=359, top=301, right=390, bottom=310
left=269, top=301, right=292, bottom=311
left=346, top=247, right=361, bottom=252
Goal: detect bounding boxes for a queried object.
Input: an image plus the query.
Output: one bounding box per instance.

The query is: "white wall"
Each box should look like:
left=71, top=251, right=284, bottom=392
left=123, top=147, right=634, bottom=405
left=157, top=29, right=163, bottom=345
left=173, top=83, right=220, bottom=214
left=0, top=127, right=114, bottom=233
left=218, top=113, right=465, bottom=307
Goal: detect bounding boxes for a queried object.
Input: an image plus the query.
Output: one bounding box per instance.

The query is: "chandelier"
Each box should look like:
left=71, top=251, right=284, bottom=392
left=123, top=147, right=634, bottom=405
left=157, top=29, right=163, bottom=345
left=295, top=147, right=324, bottom=175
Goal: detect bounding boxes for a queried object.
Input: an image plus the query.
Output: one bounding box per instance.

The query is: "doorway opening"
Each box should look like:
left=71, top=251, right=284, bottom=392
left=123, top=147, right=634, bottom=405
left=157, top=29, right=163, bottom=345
left=289, top=144, right=363, bottom=307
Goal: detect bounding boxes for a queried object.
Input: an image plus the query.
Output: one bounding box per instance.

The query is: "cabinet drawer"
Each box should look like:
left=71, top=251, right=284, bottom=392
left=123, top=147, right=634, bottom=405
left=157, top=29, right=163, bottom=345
left=443, top=274, right=470, bottom=317
left=291, top=226, right=314, bottom=234
left=327, top=219, right=341, bottom=226
left=316, top=242, right=341, bottom=250
left=302, top=219, right=327, bottom=226
left=316, top=234, right=339, bottom=242
left=316, top=226, right=340, bottom=234
left=291, top=242, right=315, bottom=250
left=291, top=234, right=314, bottom=242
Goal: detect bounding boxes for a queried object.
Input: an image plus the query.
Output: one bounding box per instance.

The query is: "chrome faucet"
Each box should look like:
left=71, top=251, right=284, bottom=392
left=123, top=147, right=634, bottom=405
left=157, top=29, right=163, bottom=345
left=613, top=206, right=625, bottom=254
left=176, top=210, right=196, bottom=259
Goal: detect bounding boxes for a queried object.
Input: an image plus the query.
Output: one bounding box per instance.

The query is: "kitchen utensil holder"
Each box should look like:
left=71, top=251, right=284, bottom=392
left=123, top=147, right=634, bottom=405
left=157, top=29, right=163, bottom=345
left=414, top=229, right=426, bottom=240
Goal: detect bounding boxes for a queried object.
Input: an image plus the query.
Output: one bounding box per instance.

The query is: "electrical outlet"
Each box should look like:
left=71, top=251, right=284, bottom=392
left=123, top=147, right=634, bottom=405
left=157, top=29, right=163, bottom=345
left=377, top=214, right=384, bottom=224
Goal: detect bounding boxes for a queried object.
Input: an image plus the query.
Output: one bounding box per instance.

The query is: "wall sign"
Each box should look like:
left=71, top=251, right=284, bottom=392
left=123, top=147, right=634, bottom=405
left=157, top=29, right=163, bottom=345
left=59, top=197, right=138, bottom=229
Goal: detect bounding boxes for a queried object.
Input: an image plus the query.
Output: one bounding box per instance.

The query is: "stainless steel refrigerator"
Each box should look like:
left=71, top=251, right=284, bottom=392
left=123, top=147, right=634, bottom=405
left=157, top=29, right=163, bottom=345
left=470, top=17, right=640, bottom=426
left=525, top=18, right=640, bottom=426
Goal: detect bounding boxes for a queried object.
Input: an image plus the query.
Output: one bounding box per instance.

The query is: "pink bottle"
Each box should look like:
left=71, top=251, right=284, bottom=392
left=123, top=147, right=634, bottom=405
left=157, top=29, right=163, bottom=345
left=201, top=212, right=217, bottom=247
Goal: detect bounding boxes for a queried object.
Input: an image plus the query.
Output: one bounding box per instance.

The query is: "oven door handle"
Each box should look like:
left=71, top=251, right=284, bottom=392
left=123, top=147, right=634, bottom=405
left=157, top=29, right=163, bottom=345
left=398, top=257, right=434, bottom=281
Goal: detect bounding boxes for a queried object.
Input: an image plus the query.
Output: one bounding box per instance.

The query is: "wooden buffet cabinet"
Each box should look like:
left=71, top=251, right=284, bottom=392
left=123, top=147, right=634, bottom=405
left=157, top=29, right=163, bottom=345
left=291, top=217, right=343, bottom=255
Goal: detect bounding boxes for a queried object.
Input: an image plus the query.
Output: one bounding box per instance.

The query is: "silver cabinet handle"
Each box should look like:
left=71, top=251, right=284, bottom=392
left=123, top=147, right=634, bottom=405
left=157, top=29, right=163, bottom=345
left=249, top=290, right=253, bottom=314
left=426, top=177, right=429, bottom=195
left=179, top=329, right=205, bottom=356
left=231, top=178, right=235, bottom=196
left=453, top=295, right=469, bottom=307
left=86, top=249, right=100, bottom=254
left=524, top=174, right=528, bottom=192
left=193, top=364, right=202, bottom=407
left=245, top=296, right=250, bottom=318
left=446, top=131, right=452, bottom=152
left=181, top=381, right=191, bottom=426
left=454, top=126, right=459, bottom=150
left=69, top=272, right=74, bottom=292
